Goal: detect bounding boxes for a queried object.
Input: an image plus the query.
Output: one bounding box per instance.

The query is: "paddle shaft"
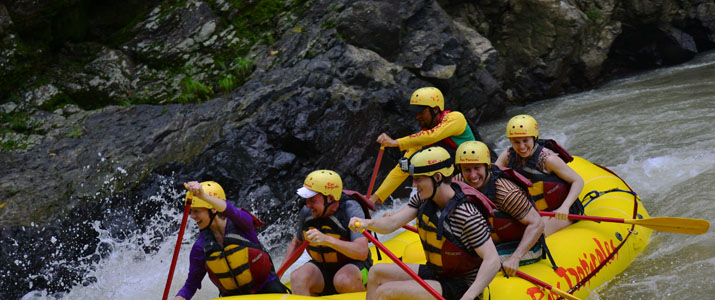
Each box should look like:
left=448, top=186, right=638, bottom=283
left=539, top=211, right=710, bottom=234
left=403, top=220, right=578, bottom=299
left=516, top=271, right=581, bottom=300
left=162, top=201, right=192, bottom=300
left=366, top=146, right=385, bottom=200
left=276, top=240, right=309, bottom=278
left=358, top=228, right=445, bottom=300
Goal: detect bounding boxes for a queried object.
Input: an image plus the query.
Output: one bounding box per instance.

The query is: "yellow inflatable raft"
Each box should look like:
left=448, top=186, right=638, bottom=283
left=219, top=156, right=651, bottom=300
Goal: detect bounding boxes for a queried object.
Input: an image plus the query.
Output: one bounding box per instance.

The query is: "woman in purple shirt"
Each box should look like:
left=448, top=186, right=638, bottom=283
left=174, top=181, right=288, bottom=300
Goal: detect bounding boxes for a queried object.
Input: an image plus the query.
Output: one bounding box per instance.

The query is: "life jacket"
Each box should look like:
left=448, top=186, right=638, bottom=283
left=431, top=110, right=476, bottom=151
left=416, top=182, right=494, bottom=277
left=202, top=219, right=274, bottom=296
left=301, top=194, right=373, bottom=270
left=507, top=139, right=573, bottom=211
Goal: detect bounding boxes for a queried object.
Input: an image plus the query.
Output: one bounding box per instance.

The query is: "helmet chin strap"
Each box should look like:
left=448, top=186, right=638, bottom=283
left=429, top=108, right=439, bottom=128
left=320, top=195, right=336, bottom=218
left=429, top=173, right=444, bottom=201
left=204, top=209, right=217, bottom=230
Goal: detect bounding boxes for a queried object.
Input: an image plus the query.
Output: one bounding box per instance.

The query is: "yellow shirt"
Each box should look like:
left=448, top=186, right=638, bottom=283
left=374, top=111, right=470, bottom=202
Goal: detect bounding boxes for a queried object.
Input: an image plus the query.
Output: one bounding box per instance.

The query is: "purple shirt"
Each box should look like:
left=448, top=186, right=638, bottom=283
left=176, top=202, right=274, bottom=299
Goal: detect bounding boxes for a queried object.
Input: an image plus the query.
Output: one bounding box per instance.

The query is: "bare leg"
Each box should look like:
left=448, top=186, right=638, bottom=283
left=375, top=279, right=443, bottom=300
left=542, top=216, right=573, bottom=236
left=367, top=263, right=439, bottom=300
left=290, top=263, right=324, bottom=296
left=333, top=264, right=366, bottom=294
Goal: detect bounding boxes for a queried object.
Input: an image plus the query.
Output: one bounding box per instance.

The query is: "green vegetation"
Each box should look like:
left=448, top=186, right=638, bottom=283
left=586, top=9, right=601, bottom=22
left=178, top=76, right=214, bottom=104
left=216, top=56, right=256, bottom=94
left=1, top=137, right=28, bottom=151
left=0, top=111, right=40, bottom=151
left=0, top=111, right=40, bottom=135
left=68, top=125, right=84, bottom=138
left=228, top=0, right=286, bottom=50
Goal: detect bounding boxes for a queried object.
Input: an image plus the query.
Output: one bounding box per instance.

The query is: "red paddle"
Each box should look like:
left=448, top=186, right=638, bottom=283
left=162, top=187, right=192, bottom=300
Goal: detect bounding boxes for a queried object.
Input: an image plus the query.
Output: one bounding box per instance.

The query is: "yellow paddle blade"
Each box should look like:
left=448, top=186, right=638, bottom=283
left=550, top=286, right=582, bottom=300
left=625, top=217, right=710, bottom=234
left=0, top=201, right=6, bottom=210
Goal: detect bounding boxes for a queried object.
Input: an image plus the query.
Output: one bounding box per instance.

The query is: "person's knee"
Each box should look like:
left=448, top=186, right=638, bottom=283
left=374, top=283, right=396, bottom=300
left=334, top=268, right=365, bottom=293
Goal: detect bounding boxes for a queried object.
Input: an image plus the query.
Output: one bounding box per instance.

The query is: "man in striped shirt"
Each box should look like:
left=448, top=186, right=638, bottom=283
left=350, top=147, right=500, bottom=300
left=455, top=141, right=544, bottom=277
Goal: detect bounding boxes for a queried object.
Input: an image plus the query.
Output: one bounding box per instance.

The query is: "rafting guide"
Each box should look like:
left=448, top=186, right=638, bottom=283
left=369, top=87, right=476, bottom=204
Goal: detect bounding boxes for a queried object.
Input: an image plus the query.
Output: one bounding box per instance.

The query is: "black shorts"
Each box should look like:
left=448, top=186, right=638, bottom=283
left=417, top=265, right=471, bottom=300
left=308, top=259, right=371, bottom=296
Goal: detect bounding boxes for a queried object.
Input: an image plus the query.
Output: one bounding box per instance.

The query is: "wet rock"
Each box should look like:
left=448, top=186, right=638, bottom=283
left=336, top=0, right=401, bottom=58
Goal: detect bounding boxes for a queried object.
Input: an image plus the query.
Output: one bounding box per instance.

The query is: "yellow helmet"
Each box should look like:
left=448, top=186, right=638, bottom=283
left=408, top=146, right=454, bottom=177
left=409, top=87, right=444, bottom=112
left=455, top=141, right=491, bottom=167
left=506, top=114, right=539, bottom=138
left=185, top=181, right=226, bottom=209
left=298, top=170, right=343, bottom=200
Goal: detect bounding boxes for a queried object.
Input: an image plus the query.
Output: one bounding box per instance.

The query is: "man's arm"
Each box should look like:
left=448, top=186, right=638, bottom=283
left=303, top=229, right=370, bottom=260
left=350, top=205, right=418, bottom=234
left=501, top=208, right=544, bottom=276
left=396, top=111, right=468, bottom=150
left=460, top=239, right=500, bottom=300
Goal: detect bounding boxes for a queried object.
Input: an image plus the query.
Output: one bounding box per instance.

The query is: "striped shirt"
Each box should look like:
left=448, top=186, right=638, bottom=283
left=493, top=177, right=531, bottom=220
left=408, top=186, right=491, bottom=282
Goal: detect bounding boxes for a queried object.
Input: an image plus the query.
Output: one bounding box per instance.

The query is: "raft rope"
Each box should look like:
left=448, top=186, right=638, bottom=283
left=568, top=164, right=640, bottom=294
left=582, top=188, right=637, bottom=208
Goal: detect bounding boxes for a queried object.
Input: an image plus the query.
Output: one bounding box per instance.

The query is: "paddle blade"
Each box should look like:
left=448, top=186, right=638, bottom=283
left=551, top=286, right=582, bottom=300
left=626, top=217, right=710, bottom=235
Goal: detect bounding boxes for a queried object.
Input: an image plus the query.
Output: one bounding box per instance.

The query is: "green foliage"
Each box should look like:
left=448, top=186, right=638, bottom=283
left=214, top=56, right=255, bottom=94
left=323, top=18, right=336, bottom=29
left=586, top=9, right=601, bottom=22
left=233, top=57, right=255, bottom=79
left=0, top=136, right=28, bottom=151
left=228, top=0, right=287, bottom=47
left=68, top=125, right=84, bottom=138
left=0, top=111, right=40, bottom=135
left=178, top=76, right=214, bottom=103
left=218, top=73, right=238, bottom=94
left=38, top=92, right=76, bottom=112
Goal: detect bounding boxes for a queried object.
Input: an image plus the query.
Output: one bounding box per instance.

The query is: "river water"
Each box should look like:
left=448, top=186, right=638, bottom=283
left=19, top=51, right=715, bottom=299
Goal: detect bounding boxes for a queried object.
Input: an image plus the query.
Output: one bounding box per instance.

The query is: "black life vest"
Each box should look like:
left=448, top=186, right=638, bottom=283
left=202, top=219, right=274, bottom=296
left=301, top=194, right=373, bottom=270
left=416, top=182, right=494, bottom=277
left=507, top=139, right=573, bottom=211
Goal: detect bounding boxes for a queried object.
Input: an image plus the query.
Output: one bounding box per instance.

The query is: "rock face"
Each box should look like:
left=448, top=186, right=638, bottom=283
left=0, top=0, right=714, bottom=297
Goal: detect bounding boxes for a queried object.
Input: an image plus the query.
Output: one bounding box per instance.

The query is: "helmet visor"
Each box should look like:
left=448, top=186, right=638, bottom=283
left=408, top=104, right=429, bottom=114
left=296, top=187, right=319, bottom=198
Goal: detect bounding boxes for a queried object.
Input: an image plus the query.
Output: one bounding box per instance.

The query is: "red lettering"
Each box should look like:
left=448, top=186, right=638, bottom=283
left=555, top=267, right=573, bottom=289
left=526, top=287, right=544, bottom=300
